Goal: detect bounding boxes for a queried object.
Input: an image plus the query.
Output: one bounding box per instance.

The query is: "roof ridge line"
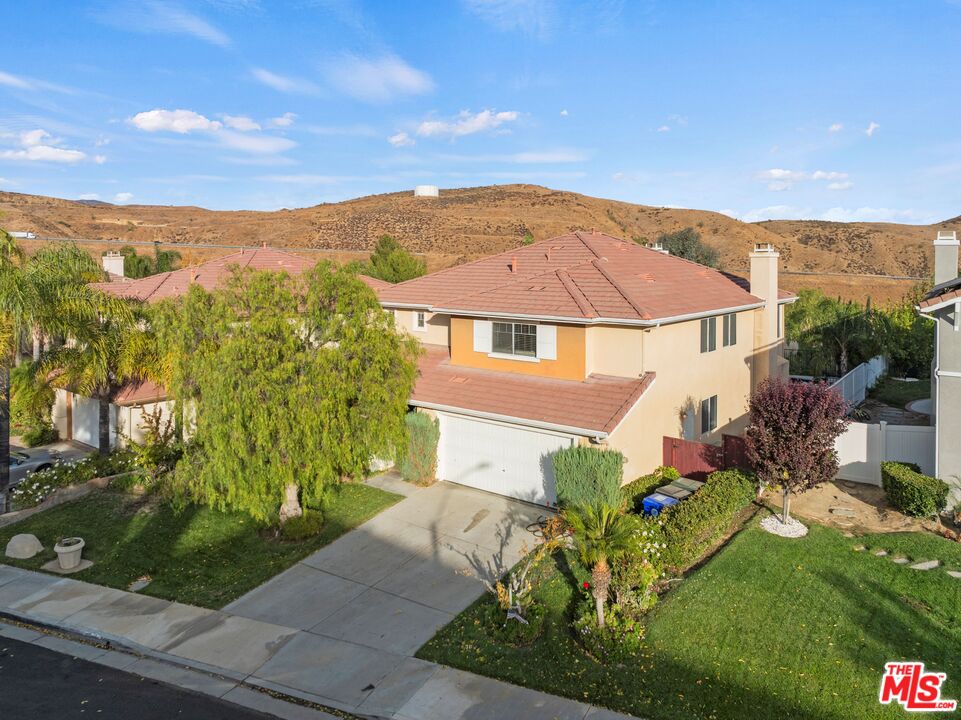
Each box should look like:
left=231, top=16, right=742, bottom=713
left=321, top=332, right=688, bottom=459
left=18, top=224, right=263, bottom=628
left=574, top=230, right=609, bottom=260
left=556, top=269, right=598, bottom=317
left=590, top=258, right=652, bottom=320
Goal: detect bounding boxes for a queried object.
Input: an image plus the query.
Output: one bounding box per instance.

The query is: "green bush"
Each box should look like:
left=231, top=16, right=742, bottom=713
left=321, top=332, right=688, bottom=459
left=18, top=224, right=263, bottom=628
left=621, top=466, right=680, bottom=512
left=20, top=424, right=59, bottom=447
left=9, top=450, right=139, bottom=509
left=552, top=446, right=625, bottom=508
left=658, top=469, right=756, bottom=572
left=572, top=597, right=646, bottom=666
left=482, top=601, right=546, bottom=646
left=280, top=511, right=326, bottom=540
left=399, top=412, right=439, bottom=485
left=880, top=461, right=949, bottom=517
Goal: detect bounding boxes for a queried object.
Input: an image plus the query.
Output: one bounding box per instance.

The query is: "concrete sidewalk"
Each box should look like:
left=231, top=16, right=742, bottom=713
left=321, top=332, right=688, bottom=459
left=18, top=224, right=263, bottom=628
left=0, top=521, right=634, bottom=720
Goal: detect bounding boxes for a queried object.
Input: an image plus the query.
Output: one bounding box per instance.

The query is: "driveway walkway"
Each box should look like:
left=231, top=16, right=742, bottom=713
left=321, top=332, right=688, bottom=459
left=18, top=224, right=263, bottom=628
left=0, top=481, right=634, bottom=719
left=225, top=481, right=545, bottom=656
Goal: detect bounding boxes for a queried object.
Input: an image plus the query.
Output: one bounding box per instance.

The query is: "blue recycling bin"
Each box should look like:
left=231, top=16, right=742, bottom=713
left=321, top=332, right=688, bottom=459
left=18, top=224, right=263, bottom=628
left=642, top=492, right=678, bottom=516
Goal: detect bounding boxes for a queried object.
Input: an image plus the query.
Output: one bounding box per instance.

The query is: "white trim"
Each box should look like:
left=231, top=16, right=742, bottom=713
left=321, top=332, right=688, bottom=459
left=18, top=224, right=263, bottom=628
left=605, top=377, right=656, bottom=436
left=410, top=400, right=608, bottom=439
left=917, top=296, right=961, bottom=315
left=413, top=310, right=428, bottom=332
left=487, top=351, right=539, bottom=363
left=937, top=369, right=961, bottom=378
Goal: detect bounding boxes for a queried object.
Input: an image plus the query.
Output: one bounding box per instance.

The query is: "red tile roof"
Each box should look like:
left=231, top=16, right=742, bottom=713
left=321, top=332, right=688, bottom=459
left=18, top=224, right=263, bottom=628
left=411, top=345, right=654, bottom=436
left=90, top=247, right=389, bottom=302
left=379, top=231, right=786, bottom=322
left=113, top=379, right=168, bottom=406
left=919, top=277, right=961, bottom=312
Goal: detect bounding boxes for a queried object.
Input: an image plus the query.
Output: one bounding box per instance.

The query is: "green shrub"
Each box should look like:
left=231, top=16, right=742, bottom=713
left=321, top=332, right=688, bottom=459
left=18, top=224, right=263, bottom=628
left=20, top=424, right=59, bottom=447
left=9, top=450, right=139, bottom=509
left=10, top=363, right=54, bottom=430
left=880, top=461, right=948, bottom=517
left=572, top=597, right=646, bottom=666
left=280, top=511, right=326, bottom=540
left=482, top=601, right=546, bottom=646
left=399, top=412, right=439, bottom=485
left=658, top=469, right=756, bottom=572
left=552, top=446, right=625, bottom=508
left=621, top=466, right=680, bottom=512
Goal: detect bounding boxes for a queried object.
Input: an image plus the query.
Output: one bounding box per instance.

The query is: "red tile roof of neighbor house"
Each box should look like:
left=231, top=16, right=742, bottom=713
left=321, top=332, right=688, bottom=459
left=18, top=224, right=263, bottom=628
left=90, top=247, right=389, bottom=302
left=113, top=379, right=168, bottom=406
left=379, top=231, right=794, bottom=321
left=919, top=277, right=961, bottom=312
left=411, top=344, right=654, bottom=435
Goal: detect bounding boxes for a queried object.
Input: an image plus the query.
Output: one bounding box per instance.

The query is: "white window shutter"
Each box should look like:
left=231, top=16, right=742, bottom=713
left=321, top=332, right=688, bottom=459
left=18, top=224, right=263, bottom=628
left=473, top=319, right=492, bottom=353
left=536, top=324, right=557, bottom=360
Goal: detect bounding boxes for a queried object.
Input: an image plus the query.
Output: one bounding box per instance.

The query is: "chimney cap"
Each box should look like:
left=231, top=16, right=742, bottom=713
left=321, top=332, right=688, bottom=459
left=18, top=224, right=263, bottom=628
left=752, top=242, right=777, bottom=254
left=935, top=230, right=959, bottom=245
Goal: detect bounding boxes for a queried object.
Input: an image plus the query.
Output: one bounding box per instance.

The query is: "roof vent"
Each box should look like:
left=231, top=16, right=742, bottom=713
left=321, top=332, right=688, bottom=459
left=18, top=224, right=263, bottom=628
left=638, top=272, right=656, bottom=282
left=937, top=230, right=957, bottom=242
left=753, top=242, right=776, bottom=254
left=449, top=376, right=469, bottom=384
left=510, top=256, right=518, bottom=273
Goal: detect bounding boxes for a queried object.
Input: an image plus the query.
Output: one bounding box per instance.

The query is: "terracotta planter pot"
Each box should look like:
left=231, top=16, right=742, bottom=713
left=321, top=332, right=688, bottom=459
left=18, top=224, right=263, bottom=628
left=54, top=537, right=85, bottom=570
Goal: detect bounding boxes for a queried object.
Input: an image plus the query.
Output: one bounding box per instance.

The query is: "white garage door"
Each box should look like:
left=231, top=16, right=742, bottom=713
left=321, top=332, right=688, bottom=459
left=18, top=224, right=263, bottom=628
left=438, top=413, right=574, bottom=506
left=71, top=394, right=118, bottom=449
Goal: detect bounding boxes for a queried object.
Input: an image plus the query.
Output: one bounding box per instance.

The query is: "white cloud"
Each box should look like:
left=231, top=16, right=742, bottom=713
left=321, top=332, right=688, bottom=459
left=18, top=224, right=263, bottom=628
left=78, top=193, right=100, bottom=200
left=559, top=109, right=568, bottom=116
left=218, top=131, right=296, bottom=154
left=269, top=112, right=297, bottom=127
left=827, top=181, right=853, bottom=191
left=820, top=206, right=925, bottom=223
left=131, top=109, right=222, bottom=133
left=656, top=125, right=670, bottom=133
left=222, top=115, right=261, bottom=131
left=388, top=131, right=415, bottom=147
left=463, top=0, right=556, bottom=39
left=865, top=121, right=880, bottom=137
left=0, top=129, right=87, bottom=163
left=0, top=70, right=31, bottom=89
left=324, top=54, right=433, bottom=103
left=417, top=109, right=519, bottom=139
left=740, top=205, right=808, bottom=223
left=94, top=154, right=107, bottom=164
left=100, top=1, right=230, bottom=47
left=828, top=122, right=843, bottom=133
left=94, top=136, right=110, bottom=147
left=251, top=68, right=319, bottom=94
left=114, top=192, right=134, bottom=203
left=758, top=168, right=849, bottom=190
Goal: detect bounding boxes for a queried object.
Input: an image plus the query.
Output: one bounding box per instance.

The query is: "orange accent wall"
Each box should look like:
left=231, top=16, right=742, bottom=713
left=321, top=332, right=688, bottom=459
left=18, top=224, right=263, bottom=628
left=449, top=317, right=586, bottom=380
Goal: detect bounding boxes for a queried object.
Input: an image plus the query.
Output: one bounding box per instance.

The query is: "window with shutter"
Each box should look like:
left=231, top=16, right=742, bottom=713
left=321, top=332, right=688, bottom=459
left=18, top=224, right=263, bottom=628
left=723, top=313, right=737, bottom=347
left=700, top=395, right=718, bottom=434
left=700, top=317, right=716, bottom=353
left=491, top=321, right=538, bottom=357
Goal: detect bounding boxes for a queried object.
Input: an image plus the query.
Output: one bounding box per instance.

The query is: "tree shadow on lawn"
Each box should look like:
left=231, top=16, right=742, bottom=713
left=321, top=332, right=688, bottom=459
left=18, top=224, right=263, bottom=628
left=816, top=568, right=961, bottom=699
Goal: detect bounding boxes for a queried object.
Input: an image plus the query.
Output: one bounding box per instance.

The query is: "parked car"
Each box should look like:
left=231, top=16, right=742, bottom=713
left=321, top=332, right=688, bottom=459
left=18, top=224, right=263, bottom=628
left=9, top=449, right=61, bottom=487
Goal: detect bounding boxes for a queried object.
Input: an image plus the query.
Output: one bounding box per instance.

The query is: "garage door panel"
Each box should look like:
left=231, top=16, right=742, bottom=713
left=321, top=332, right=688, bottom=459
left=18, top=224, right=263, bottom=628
left=438, top=413, right=573, bottom=506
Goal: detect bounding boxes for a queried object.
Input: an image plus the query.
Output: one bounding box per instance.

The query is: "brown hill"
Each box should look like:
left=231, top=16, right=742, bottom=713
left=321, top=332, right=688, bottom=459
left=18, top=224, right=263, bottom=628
left=0, top=185, right=951, bottom=304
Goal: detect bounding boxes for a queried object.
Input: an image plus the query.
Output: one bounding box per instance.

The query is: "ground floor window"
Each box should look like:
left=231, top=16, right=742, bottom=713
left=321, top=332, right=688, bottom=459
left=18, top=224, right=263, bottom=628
left=701, top=395, right=718, bottom=434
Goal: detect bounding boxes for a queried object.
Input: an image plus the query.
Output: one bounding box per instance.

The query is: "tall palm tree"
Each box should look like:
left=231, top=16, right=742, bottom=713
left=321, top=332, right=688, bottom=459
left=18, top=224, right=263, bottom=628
left=565, top=502, right=634, bottom=628
left=42, top=299, right=158, bottom=455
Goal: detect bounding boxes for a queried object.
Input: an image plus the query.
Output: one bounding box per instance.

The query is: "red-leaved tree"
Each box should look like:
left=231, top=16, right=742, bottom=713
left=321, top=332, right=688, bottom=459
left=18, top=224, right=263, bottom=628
left=745, top=378, right=850, bottom=523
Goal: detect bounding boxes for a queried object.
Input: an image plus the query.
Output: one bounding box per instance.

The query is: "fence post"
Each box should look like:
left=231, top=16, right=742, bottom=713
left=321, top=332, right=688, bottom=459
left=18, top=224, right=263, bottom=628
left=877, top=420, right=887, bottom=485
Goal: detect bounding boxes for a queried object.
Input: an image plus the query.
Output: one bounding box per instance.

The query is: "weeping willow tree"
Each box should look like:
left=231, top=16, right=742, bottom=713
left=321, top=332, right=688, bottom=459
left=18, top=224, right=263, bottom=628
left=158, top=262, right=420, bottom=524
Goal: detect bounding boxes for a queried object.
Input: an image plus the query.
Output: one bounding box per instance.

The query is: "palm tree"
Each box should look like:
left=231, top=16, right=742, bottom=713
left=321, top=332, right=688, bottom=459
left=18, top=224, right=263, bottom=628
left=565, top=502, right=634, bottom=628
left=42, top=299, right=159, bottom=455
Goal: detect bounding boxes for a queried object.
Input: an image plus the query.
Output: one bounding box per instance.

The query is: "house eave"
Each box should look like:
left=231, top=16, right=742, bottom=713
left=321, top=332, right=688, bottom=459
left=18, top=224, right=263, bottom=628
left=409, top=400, right=609, bottom=439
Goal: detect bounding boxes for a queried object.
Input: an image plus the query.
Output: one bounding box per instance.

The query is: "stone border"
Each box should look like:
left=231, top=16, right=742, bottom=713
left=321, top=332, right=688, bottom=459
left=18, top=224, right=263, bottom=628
left=0, top=472, right=137, bottom=529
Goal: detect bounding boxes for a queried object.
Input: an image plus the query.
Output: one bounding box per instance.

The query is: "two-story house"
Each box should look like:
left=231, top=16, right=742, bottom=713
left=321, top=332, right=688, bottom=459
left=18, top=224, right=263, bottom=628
left=378, top=230, right=795, bottom=505
left=918, top=230, right=961, bottom=507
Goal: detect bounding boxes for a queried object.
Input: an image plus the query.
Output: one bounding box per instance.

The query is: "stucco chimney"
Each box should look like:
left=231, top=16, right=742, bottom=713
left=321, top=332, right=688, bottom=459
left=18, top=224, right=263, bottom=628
left=934, top=230, right=959, bottom=285
left=750, top=242, right=785, bottom=384
left=102, top=251, right=125, bottom=278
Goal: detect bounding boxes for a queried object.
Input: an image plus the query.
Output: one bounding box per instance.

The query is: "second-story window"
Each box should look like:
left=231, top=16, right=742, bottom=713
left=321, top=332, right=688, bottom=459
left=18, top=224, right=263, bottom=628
left=700, top=317, right=717, bottom=353
left=723, top=313, right=737, bottom=347
left=492, top=321, right=537, bottom=357
left=414, top=311, right=427, bottom=331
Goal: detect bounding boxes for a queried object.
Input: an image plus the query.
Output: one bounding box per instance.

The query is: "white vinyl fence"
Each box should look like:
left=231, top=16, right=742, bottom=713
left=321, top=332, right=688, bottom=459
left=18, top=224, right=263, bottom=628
left=834, top=421, right=935, bottom=486
left=830, top=356, right=887, bottom=407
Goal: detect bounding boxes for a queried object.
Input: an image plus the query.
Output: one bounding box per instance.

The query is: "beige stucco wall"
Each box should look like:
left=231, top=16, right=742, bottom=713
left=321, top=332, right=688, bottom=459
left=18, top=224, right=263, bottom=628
left=115, top=401, right=176, bottom=446
left=393, top=309, right=450, bottom=346
left=605, top=309, right=757, bottom=481
left=449, top=317, right=586, bottom=380
left=586, top=325, right=645, bottom=378
left=52, top=388, right=70, bottom=440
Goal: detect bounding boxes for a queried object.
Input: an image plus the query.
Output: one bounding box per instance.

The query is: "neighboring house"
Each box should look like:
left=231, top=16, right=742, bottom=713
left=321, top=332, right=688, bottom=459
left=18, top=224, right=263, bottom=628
left=378, top=231, right=796, bottom=505
left=52, top=246, right=388, bottom=449
left=918, top=230, right=961, bottom=506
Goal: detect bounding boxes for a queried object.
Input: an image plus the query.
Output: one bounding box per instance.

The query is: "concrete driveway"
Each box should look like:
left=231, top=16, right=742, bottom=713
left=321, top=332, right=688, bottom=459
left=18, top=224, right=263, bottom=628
left=226, top=480, right=547, bottom=656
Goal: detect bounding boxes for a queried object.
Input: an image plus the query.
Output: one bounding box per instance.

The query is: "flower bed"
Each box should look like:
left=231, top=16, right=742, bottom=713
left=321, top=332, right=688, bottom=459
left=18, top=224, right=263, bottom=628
left=10, top=451, right=139, bottom=510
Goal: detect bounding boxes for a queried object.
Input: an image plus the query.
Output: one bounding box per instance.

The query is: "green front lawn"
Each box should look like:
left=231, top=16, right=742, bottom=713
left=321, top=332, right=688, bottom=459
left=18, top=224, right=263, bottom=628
left=869, top=377, right=930, bottom=408
left=0, top=483, right=399, bottom=608
left=418, top=520, right=961, bottom=720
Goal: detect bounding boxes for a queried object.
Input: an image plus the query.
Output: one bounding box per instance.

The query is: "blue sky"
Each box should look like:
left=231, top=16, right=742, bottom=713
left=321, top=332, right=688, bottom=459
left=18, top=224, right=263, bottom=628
left=1, top=1, right=960, bottom=223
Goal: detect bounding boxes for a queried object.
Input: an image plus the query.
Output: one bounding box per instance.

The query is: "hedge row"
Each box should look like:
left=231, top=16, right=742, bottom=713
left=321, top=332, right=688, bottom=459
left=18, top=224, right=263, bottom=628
left=399, top=412, right=439, bottom=485
left=553, top=446, right=624, bottom=508
left=880, top=461, right=949, bottom=517
left=656, top=469, right=756, bottom=572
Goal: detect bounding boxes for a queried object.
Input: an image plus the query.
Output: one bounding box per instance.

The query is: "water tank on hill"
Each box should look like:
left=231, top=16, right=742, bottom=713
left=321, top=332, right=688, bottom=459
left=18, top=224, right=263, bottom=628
left=413, top=185, right=439, bottom=198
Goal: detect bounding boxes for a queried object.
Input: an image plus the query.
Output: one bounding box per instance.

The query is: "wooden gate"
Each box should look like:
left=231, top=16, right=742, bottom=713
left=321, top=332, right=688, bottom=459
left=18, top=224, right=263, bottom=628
left=662, top=434, right=752, bottom=480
